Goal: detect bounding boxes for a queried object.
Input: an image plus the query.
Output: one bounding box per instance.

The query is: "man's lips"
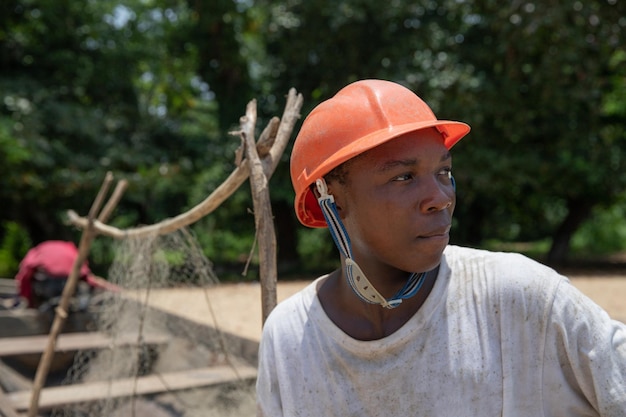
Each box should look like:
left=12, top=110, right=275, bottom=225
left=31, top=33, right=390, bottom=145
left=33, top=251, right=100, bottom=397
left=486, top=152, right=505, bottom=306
left=418, top=224, right=451, bottom=239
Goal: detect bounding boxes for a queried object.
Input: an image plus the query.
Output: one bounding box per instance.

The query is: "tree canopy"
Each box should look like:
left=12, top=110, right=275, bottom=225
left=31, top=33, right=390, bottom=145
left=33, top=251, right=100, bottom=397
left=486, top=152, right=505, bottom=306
left=1, top=0, right=624, bottom=278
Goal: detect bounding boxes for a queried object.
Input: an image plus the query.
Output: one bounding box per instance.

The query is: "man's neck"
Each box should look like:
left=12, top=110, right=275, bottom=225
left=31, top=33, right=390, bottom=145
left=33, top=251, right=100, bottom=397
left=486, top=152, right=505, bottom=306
left=317, top=266, right=439, bottom=341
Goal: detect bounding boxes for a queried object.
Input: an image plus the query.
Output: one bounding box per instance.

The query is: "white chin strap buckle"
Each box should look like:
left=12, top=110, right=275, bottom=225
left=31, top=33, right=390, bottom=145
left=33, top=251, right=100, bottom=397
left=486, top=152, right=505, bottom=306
left=345, top=259, right=399, bottom=309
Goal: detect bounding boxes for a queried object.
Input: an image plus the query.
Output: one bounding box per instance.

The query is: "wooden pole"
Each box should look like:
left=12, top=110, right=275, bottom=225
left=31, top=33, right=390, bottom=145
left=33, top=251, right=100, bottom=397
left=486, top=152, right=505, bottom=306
left=239, top=100, right=278, bottom=324
left=28, top=173, right=127, bottom=417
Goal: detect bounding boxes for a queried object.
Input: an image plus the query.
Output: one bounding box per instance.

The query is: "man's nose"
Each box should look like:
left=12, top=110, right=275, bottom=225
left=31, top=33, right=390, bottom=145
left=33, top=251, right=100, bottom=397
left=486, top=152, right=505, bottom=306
left=418, top=177, right=454, bottom=213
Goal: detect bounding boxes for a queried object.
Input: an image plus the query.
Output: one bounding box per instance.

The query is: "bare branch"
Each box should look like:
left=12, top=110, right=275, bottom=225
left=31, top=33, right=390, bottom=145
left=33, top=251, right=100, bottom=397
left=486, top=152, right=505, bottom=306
left=66, top=89, right=303, bottom=239
left=256, top=116, right=280, bottom=157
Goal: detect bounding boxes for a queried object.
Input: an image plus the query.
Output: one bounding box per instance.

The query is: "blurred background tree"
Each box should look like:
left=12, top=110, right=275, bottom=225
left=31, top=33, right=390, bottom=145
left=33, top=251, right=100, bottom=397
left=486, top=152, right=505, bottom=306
left=0, top=0, right=624, bottom=280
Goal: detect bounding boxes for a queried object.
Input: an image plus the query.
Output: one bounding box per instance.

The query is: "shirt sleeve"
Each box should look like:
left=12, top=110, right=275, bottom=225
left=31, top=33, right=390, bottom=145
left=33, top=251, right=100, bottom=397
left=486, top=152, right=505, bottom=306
left=543, top=278, right=626, bottom=416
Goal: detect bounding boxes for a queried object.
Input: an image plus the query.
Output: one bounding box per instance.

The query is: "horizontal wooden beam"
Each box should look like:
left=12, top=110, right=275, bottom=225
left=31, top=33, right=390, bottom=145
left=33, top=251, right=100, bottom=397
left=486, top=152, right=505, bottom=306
left=8, top=365, right=257, bottom=411
left=0, top=332, right=169, bottom=357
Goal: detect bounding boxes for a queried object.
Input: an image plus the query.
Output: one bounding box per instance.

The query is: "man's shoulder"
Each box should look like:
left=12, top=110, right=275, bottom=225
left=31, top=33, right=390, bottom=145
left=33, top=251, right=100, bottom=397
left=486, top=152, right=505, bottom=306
left=443, top=245, right=566, bottom=293
left=262, top=278, right=322, bottom=332
left=445, top=245, right=558, bottom=274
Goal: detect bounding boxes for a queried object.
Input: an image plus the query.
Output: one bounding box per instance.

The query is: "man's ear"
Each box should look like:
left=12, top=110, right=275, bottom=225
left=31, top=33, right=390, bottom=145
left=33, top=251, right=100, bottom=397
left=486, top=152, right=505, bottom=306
left=326, top=182, right=347, bottom=217
left=314, top=177, right=347, bottom=218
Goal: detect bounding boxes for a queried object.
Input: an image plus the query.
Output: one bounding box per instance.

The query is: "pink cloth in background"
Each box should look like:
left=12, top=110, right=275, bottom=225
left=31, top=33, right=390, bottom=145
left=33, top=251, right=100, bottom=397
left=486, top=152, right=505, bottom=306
left=14, top=240, right=92, bottom=306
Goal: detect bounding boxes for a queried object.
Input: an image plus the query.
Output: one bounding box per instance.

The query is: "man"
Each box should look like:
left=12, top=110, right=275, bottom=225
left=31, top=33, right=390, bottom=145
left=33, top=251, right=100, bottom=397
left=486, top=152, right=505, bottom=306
left=14, top=240, right=118, bottom=310
left=256, top=79, right=626, bottom=416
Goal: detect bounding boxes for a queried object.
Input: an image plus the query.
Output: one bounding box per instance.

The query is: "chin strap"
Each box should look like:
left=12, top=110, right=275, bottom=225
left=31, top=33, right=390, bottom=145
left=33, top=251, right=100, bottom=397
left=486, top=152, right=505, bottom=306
left=315, top=179, right=426, bottom=309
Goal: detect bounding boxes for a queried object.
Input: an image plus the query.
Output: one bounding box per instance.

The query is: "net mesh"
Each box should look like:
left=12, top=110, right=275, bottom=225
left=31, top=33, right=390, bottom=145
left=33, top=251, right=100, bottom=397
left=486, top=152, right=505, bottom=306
left=48, top=228, right=257, bottom=417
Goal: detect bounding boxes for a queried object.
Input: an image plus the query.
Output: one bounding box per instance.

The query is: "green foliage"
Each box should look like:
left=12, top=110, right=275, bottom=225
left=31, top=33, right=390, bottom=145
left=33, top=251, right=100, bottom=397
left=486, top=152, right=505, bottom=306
left=186, top=158, right=258, bottom=270
left=440, top=0, right=626, bottom=246
left=0, top=0, right=225, bottom=244
left=571, top=197, right=626, bottom=255
left=296, top=227, right=339, bottom=273
left=0, top=221, right=32, bottom=277
left=1, top=0, right=625, bottom=278
left=191, top=197, right=257, bottom=279
left=259, top=0, right=626, bottom=262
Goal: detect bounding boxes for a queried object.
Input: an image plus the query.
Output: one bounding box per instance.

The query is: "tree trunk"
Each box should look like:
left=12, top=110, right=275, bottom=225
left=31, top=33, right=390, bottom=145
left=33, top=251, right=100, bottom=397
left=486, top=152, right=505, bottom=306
left=546, top=197, right=594, bottom=265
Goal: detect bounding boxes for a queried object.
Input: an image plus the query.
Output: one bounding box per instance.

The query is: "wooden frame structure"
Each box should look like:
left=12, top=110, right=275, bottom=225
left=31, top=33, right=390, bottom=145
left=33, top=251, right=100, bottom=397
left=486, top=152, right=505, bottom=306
left=0, top=89, right=303, bottom=417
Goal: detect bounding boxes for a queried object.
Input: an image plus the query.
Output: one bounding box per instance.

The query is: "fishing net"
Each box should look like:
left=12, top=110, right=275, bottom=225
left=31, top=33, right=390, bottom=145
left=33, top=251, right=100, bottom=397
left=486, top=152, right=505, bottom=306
left=47, top=227, right=257, bottom=417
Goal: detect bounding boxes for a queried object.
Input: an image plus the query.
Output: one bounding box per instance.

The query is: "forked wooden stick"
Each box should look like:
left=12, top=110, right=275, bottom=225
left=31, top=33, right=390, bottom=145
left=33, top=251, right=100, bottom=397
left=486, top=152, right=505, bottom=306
left=28, top=174, right=128, bottom=417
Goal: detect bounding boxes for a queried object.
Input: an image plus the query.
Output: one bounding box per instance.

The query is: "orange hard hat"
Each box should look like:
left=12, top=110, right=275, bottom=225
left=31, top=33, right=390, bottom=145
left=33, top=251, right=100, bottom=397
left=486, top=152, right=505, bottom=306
left=290, top=79, right=471, bottom=228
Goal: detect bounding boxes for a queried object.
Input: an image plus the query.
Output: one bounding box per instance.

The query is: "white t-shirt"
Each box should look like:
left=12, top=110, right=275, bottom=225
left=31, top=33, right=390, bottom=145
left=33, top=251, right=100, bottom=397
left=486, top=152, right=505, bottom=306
left=256, top=246, right=626, bottom=416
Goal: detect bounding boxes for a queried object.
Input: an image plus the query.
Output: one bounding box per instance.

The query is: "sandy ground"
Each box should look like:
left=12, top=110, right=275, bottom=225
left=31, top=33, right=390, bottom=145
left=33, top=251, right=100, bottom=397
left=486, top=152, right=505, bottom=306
left=141, top=274, right=626, bottom=344
left=129, top=280, right=309, bottom=344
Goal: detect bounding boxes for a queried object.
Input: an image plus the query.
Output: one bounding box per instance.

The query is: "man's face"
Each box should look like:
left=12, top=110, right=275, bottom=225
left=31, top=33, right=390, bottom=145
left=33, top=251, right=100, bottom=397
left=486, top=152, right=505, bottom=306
left=330, top=128, right=455, bottom=277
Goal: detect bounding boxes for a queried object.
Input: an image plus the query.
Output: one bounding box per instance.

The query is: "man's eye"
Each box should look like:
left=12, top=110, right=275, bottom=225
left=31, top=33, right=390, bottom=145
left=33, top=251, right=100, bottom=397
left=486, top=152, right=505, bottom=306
left=440, top=168, right=453, bottom=179
left=393, top=173, right=413, bottom=182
